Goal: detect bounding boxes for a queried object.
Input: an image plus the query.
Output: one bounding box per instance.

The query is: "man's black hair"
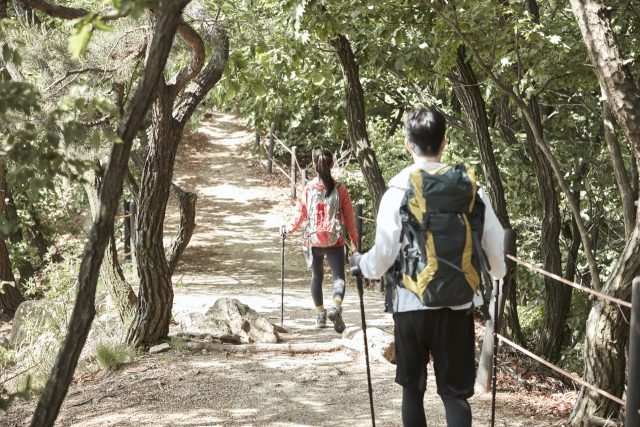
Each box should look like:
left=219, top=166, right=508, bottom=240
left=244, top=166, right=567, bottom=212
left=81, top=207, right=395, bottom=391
left=404, top=109, right=446, bottom=157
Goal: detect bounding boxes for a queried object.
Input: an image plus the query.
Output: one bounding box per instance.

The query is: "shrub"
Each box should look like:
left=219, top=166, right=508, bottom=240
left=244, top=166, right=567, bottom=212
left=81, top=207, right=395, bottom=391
left=95, top=340, right=133, bottom=371
left=170, top=335, right=185, bottom=351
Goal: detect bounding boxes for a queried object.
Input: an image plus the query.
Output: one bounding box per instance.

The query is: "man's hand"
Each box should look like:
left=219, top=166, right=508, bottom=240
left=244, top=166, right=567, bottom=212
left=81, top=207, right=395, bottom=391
left=349, top=252, right=363, bottom=276
left=279, top=225, right=288, bottom=236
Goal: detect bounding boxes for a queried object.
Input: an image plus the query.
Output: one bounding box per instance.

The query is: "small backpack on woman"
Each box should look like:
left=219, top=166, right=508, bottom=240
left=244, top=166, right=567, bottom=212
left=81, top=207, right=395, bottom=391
left=302, top=179, right=343, bottom=268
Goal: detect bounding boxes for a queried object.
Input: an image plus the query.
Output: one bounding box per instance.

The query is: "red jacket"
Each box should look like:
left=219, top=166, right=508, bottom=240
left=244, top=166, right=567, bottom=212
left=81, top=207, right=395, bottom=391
left=286, top=178, right=358, bottom=248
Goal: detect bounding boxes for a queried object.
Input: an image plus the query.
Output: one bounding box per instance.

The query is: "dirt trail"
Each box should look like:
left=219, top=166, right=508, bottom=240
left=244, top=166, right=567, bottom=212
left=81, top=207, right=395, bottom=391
left=2, top=111, right=563, bottom=427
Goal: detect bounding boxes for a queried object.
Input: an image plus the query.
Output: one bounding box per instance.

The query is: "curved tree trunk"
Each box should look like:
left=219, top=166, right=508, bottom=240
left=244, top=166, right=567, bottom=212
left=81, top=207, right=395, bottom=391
left=126, top=90, right=181, bottom=346
left=603, top=102, right=635, bottom=240
left=565, top=0, right=640, bottom=422
left=524, top=98, right=569, bottom=363
left=83, top=168, right=137, bottom=321
left=127, top=5, right=227, bottom=346
left=568, top=213, right=637, bottom=425
left=166, top=183, right=197, bottom=276
left=329, top=34, right=387, bottom=212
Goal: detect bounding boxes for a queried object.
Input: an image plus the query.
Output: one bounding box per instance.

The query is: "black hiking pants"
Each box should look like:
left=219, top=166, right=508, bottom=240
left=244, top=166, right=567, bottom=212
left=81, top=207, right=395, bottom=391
left=310, top=245, right=345, bottom=308
left=394, top=309, right=475, bottom=427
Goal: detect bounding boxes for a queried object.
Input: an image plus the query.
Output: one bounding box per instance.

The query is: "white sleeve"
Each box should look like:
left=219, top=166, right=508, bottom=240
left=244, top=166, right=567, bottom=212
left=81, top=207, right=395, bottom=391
left=478, top=187, right=506, bottom=279
left=360, top=188, right=405, bottom=279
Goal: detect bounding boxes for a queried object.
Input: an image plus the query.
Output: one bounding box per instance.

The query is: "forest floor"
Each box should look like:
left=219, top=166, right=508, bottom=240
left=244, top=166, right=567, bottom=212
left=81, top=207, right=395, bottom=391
left=2, top=111, right=573, bottom=426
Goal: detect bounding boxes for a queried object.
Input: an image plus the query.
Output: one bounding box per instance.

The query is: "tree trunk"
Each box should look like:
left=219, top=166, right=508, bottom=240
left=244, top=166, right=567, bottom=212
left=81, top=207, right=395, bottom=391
left=564, top=1, right=640, bottom=422
left=603, top=102, right=635, bottom=240
left=28, top=3, right=189, bottom=425
left=126, top=5, right=228, bottom=346
left=569, top=0, right=640, bottom=157
left=166, top=183, right=197, bottom=276
left=83, top=168, right=137, bottom=321
left=451, top=45, right=510, bottom=230
left=568, top=212, right=637, bottom=425
left=0, top=0, right=7, bottom=19
left=126, top=91, right=180, bottom=346
left=496, top=94, right=527, bottom=345
left=524, top=98, right=569, bottom=363
left=0, top=162, right=24, bottom=318
left=329, top=34, right=387, bottom=212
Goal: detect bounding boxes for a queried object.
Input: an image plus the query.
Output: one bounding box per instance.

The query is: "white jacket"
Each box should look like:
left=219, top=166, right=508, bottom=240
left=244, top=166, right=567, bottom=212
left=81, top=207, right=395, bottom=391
left=360, top=162, right=506, bottom=312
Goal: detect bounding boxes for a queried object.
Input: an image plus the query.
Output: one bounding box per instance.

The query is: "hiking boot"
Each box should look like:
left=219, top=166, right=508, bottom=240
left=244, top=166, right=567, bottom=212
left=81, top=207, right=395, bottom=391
left=316, top=310, right=327, bottom=328
left=327, top=305, right=346, bottom=333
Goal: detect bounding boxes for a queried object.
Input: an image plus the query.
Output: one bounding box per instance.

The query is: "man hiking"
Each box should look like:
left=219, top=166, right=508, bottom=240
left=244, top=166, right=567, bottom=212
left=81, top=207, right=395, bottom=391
left=349, top=109, right=506, bottom=427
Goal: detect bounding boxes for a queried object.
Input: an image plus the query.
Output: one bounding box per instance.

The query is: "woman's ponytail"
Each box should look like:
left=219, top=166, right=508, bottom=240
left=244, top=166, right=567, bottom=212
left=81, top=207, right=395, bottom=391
left=313, top=148, right=335, bottom=195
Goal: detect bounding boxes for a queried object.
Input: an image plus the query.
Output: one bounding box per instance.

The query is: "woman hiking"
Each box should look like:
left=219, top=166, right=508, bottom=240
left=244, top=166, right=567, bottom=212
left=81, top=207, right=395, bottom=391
left=280, top=148, right=358, bottom=333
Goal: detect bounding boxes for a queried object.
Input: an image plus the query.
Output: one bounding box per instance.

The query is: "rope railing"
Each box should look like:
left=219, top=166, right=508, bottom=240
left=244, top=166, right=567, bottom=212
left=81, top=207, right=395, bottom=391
left=507, top=254, right=631, bottom=309
left=496, top=334, right=626, bottom=406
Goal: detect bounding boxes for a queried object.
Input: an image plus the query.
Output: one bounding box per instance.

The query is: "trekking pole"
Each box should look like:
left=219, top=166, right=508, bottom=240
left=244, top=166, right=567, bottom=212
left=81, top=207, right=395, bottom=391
left=350, top=259, right=376, bottom=427
left=281, top=233, right=285, bottom=328
left=491, top=278, right=500, bottom=427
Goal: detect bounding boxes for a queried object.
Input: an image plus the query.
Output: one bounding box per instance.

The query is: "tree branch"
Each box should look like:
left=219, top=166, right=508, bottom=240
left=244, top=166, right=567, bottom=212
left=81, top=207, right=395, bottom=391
left=379, top=57, right=470, bottom=133
left=422, top=0, right=601, bottom=291
left=166, top=183, right=196, bottom=276
left=148, top=7, right=205, bottom=98
left=173, top=2, right=229, bottom=124
left=17, top=0, right=121, bottom=20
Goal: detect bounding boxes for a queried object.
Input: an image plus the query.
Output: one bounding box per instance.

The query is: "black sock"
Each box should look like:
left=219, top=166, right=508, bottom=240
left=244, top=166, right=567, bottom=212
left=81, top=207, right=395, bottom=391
left=442, top=396, right=471, bottom=427
left=402, top=387, right=427, bottom=427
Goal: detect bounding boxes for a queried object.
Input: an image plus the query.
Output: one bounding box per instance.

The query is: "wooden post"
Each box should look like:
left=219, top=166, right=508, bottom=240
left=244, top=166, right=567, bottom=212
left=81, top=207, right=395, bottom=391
left=476, top=229, right=517, bottom=393
left=267, top=125, right=275, bottom=174
left=291, top=146, right=297, bottom=199
left=301, top=169, right=307, bottom=188
left=123, top=200, right=131, bottom=261
left=627, top=277, right=640, bottom=426
left=355, top=204, right=362, bottom=253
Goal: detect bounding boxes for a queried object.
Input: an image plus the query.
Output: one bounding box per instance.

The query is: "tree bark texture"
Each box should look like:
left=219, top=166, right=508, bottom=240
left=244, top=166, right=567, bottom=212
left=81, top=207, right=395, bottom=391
left=568, top=211, right=638, bottom=426
left=0, top=162, right=24, bottom=318
left=0, top=0, right=7, bottom=19
left=603, top=102, right=635, bottom=240
left=126, top=3, right=227, bottom=346
left=166, top=183, right=197, bottom=276
left=29, top=3, right=190, bottom=426
left=523, top=98, right=569, bottom=363
left=329, top=34, right=387, bottom=212
left=496, top=94, right=526, bottom=345
left=569, top=0, right=640, bottom=158
left=451, top=45, right=510, bottom=230
left=83, top=168, right=137, bottom=321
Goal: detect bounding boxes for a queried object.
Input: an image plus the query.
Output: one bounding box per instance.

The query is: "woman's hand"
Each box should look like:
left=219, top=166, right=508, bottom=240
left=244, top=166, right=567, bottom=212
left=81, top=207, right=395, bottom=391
left=280, top=225, right=288, bottom=236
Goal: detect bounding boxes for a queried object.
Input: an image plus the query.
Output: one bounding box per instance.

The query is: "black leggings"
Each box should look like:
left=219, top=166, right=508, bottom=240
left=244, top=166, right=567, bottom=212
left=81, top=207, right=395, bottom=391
left=310, top=245, right=345, bottom=308
left=402, top=387, right=471, bottom=427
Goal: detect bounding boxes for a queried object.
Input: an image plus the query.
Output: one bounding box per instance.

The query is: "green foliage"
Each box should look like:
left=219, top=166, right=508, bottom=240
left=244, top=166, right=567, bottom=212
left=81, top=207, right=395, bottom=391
left=0, top=375, right=31, bottom=412
left=95, top=339, right=133, bottom=371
